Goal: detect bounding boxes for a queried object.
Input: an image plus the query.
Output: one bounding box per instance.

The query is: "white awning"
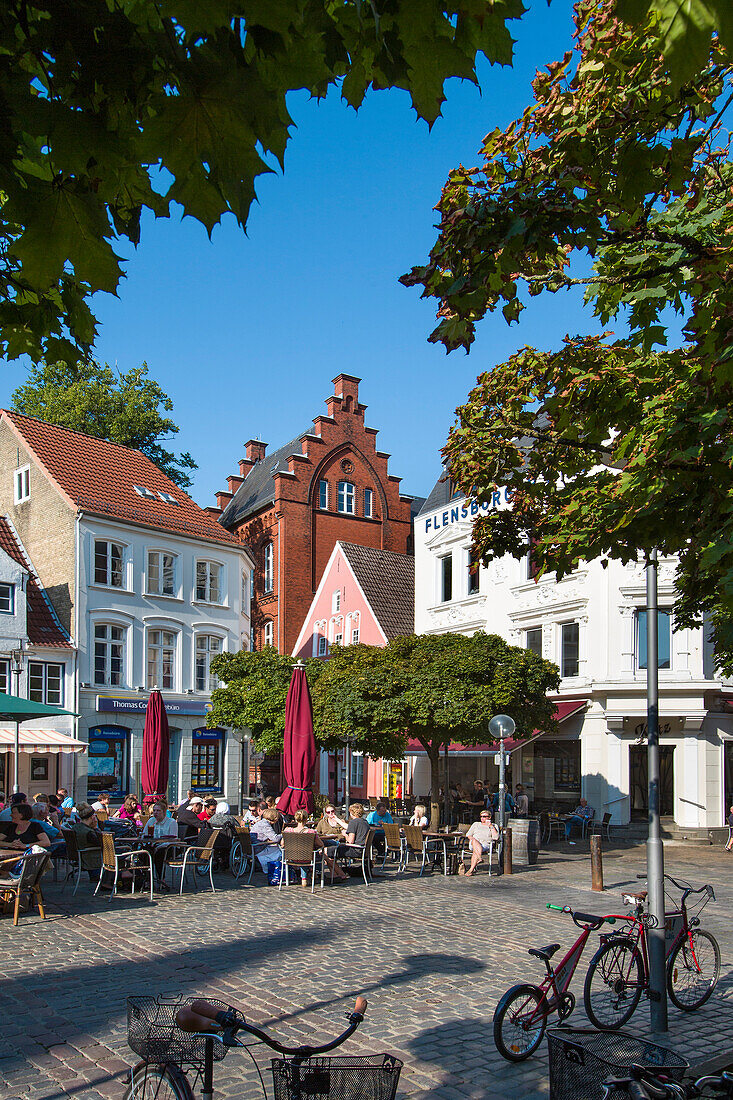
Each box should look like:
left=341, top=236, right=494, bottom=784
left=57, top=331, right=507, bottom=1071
left=0, top=728, right=87, bottom=755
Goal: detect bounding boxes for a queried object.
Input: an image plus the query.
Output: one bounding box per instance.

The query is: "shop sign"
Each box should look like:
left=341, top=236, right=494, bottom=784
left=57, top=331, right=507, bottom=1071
left=96, top=695, right=213, bottom=717
left=424, top=487, right=511, bottom=533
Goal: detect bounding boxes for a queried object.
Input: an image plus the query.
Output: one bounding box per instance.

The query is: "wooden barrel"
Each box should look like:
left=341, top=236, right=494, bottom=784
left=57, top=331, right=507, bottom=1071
left=509, top=818, right=540, bottom=865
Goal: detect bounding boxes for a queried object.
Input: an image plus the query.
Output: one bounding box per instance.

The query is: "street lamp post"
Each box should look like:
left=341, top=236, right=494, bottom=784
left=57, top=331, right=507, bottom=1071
left=646, top=549, right=668, bottom=1032
left=489, top=713, right=515, bottom=867
left=231, top=728, right=252, bottom=815
left=343, top=734, right=355, bottom=816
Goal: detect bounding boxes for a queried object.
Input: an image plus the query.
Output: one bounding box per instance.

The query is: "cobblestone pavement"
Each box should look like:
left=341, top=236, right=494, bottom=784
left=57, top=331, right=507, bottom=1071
left=1, top=840, right=731, bottom=1100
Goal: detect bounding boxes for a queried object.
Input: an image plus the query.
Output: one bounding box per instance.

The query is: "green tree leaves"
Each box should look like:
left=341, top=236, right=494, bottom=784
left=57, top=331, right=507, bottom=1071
left=11, top=360, right=198, bottom=488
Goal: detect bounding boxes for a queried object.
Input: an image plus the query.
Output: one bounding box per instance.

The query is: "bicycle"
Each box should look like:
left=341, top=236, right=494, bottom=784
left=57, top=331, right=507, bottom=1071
left=584, top=874, right=721, bottom=1030
left=124, top=993, right=402, bottom=1100
left=493, top=902, right=616, bottom=1061
left=603, top=1062, right=733, bottom=1098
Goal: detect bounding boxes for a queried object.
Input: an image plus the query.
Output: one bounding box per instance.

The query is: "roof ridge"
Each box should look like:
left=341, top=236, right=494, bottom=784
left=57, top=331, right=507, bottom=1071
left=3, top=408, right=149, bottom=458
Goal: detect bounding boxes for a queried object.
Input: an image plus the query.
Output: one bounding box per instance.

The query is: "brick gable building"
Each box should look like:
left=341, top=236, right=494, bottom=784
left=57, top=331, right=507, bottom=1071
left=212, top=375, right=417, bottom=655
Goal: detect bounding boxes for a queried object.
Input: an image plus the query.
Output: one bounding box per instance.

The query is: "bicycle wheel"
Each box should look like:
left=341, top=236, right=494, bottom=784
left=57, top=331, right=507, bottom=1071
left=584, top=938, right=644, bottom=1029
left=123, top=1062, right=193, bottom=1100
left=667, top=929, right=721, bottom=1011
left=493, top=983, right=547, bottom=1062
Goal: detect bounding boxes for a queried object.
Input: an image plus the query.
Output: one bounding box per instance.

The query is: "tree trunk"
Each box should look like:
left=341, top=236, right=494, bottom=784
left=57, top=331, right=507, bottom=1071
left=428, top=743, right=441, bottom=831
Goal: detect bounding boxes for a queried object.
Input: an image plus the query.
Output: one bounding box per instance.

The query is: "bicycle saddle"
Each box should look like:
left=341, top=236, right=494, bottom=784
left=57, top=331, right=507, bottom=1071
left=623, top=891, right=647, bottom=903
left=528, top=943, right=561, bottom=963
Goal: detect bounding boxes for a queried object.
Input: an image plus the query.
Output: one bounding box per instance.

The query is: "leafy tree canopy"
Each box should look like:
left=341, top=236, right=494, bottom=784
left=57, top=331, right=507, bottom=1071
left=11, top=360, right=197, bottom=488
left=402, top=1, right=733, bottom=670
left=0, top=0, right=528, bottom=367
left=317, top=633, right=559, bottom=826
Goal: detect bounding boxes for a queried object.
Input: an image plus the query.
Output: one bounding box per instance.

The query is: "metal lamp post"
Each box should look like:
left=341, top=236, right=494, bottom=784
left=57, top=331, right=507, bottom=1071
left=231, top=728, right=252, bottom=815
left=489, top=713, right=515, bottom=858
left=646, top=549, right=668, bottom=1032
left=343, top=733, right=356, bottom=816
left=10, top=645, right=24, bottom=794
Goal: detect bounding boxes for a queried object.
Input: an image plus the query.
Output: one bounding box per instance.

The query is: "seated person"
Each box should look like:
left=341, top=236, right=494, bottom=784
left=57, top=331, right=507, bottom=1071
left=207, top=801, right=239, bottom=829
left=0, top=791, right=26, bottom=822
left=468, top=780, right=487, bottom=810
left=408, top=803, right=428, bottom=829
left=334, top=803, right=371, bottom=868
left=242, top=800, right=261, bottom=827
left=283, top=809, right=348, bottom=884
left=114, top=794, right=143, bottom=827
left=176, top=796, right=205, bottom=839
left=30, top=803, right=63, bottom=849
left=249, top=808, right=282, bottom=872
left=0, top=802, right=51, bottom=849
left=366, top=801, right=393, bottom=855
left=565, top=798, right=593, bottom=842
left=69, top=803, right=104, bottom=876
left=460, top=810, right=499, bottom=877
left=265, top=796, right=284, bottom=832
left=316, top=804, right=348, bottom=847
left=514, top=784, right=529, bottom=817
left=142, top=801, right=179, bottom=885
left=178, top=789, right=196, bottom=811
left=46, top=794, right=62, bottom=827
left=91, top=792, right=111, bottom=815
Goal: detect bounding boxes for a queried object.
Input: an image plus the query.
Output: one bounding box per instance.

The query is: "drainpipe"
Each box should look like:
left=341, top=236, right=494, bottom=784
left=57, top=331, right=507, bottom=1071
left=74, top=511, right=81, bottom=800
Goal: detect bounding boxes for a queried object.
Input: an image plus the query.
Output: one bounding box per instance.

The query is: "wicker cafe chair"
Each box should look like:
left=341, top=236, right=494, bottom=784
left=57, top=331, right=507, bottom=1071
left=229, top=827, right=255, bottom=884
left=280, top=831, right=324, bottom=893
left=94, top=832, right=153, bottom=902
left=0, top=850, right=51, bottom=925
left=380, top=822, right=406, bottom=872
left=331, top=827, right=376, bottom=887
left=402, top=825, right=432, bottom=875
left=60, top=827, right=99, bottom=895
left=164, top=829, right=220, bottom=895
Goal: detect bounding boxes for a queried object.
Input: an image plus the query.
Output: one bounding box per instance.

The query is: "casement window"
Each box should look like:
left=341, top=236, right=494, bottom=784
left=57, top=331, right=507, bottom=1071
left=0, top=583, right=13, bottom=613
left=94, top=623, right=125, bottom=686
left=95, top=540, right=125, bottom=588
left=332, top=590, right=341, bottom=613
left=351, top=628, right=359, bottom=645
left=147, top=550, right=177, bottom=596
left=319, top=480, right=328, bottom=509
left=195, top=634, right=222, bottom=692
left=350, top=751, right=364, bottom=787
left=636, top=609, right=671, bottom=671
left=241, top=571, right=247, bottom=608
left=196, top=560, right=222, bottom=604
left=338, top=481, right=355, bottom=514
left=561, top=622, right=580, bottom=678
left=467, top=550, right=480, bottom=595
left=146, top=629, right=176, bottom=690
left=334, top=632, right=343, bottom=646
left=0, top=660, right=9, bottom=694
left=14, top=466, right=30, bottom=504
left=28, top=661, right=64, bottom=705
left=318, top=635, right=328, bottom=656
left=263, top=543, right=274, bottom=594
left=440, top=554, right=452, bottom=602
left=525, top=628, right=543, bottom=658
left=363, top=488, right=373, bottom=518
left=263, top=620, right=274, bottom=647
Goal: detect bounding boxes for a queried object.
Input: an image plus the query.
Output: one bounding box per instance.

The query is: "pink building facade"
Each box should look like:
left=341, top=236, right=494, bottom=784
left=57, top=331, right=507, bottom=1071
left=292, top=541, right=415, bottom=803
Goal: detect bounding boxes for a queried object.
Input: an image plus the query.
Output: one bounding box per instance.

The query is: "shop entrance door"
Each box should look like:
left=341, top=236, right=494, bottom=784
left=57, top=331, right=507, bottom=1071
left=629, top=745, right=675, bottom=818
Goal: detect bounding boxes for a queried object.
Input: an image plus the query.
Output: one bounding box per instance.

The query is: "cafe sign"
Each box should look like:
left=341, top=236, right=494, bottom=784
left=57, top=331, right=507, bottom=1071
left=97, top=695, right=213, bottom=717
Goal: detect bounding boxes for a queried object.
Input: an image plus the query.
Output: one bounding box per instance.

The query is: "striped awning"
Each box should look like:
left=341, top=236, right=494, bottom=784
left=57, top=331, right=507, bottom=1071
left=0, top=728, right=87, bottom=754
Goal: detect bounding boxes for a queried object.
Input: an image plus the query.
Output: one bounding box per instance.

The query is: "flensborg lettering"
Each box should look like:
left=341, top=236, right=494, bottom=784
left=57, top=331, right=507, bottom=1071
left=424, top=488, right=510, bottom=533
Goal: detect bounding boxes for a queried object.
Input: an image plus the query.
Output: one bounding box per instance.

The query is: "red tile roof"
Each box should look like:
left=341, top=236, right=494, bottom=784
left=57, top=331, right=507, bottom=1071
left=0, top=518, right=71, bottom=648
left=2, top=410, right=239, bottom=547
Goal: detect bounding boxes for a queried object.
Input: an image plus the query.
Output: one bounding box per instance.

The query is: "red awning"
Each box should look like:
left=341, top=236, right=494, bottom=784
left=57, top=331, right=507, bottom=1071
left=404, top=696, right=588, bottom=756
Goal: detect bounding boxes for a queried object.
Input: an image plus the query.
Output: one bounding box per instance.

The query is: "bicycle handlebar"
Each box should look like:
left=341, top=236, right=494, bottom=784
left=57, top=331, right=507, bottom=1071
left=546, top=903, right=615, bottom=929
left=176, top=997, right=368, bottom=1058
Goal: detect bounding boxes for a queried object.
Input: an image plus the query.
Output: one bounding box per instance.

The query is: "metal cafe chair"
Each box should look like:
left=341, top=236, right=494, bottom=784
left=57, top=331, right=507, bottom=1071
left=163, top=829, right=221, bottom=894
left=230, top=827, right=255, bottom=884
left=60, top=827, right=98, bottom=895
left=280, top=831, right=324, bottom=893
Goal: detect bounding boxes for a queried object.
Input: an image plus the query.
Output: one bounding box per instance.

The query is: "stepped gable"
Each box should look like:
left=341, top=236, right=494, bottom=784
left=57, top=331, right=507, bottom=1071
left=0, top=517, right=71, bottom=648
left=219, top=431, right=310, bottom=527
left=1, top=410, right=238, bottom=546
left=339, top=541, right=414, bottom=640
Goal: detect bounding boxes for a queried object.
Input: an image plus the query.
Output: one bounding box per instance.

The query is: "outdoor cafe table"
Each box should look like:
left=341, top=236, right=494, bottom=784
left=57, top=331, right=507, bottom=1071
left=422, top=831, right=465, bottom=876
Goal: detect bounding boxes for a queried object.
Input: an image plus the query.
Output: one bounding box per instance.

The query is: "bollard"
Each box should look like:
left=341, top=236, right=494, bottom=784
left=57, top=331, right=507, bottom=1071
left=590, top=834, right=603, bottom=891
left=503, top=827, right=513, bottom=876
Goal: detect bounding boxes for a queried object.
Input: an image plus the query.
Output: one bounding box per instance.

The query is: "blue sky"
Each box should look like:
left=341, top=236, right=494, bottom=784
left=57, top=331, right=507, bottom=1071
left=2, top=1, right=597, bottom=507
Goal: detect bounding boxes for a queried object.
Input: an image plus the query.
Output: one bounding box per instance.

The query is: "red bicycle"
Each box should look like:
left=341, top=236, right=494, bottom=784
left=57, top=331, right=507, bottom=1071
left=583, top=874, right=720, bottom=1029
left=493, top=903, right=616, bottom=1061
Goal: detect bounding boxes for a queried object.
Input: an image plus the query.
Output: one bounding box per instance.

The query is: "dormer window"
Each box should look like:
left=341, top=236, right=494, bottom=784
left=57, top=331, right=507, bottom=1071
left=134, top=485, right=156, bottom=499
left=14, top=465, right=30, bottom=504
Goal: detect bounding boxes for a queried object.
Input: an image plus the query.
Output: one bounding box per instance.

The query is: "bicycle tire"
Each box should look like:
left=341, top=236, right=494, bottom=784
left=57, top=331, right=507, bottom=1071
left=584, top=938, right=644, bottom=1030
left=667, top=929, right=720, bottom=1011
left=493, top=983, right=547, bottom=1062
left=230, top=842, right=247, bottom=878
left=123, top=1061, right=194, bottom=1100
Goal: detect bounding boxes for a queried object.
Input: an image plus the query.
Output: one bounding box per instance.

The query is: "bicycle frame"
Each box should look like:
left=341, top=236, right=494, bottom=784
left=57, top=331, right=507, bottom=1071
left=524, top=906, right=612, bottom=1024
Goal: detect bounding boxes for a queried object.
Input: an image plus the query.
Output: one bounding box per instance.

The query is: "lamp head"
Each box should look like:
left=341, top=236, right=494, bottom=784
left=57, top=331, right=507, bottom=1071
left=489, top=713, right=515, bottom=740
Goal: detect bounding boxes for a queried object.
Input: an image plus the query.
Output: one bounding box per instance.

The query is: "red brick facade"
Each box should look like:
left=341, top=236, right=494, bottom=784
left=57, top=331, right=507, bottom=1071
left=211, top=375, right=415, bottom=655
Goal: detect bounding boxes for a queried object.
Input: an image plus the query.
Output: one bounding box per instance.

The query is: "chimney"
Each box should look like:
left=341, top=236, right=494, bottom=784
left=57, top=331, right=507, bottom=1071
left=227, top=474, right=244, bottom=494
left=239, top=457, right=254, bottom=477
left=204, top=505, right=222, bottom=517
left=216, top=489, right=233, bottom=510
left=245, top=439, right=267, bottom=463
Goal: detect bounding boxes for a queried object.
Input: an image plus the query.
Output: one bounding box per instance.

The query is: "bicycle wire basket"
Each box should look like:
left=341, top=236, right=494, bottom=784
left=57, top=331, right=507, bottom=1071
left=127, top=995, right=233, bottom=1066
left=547, top=1028, right=688, bottom=1100
left=270, top=1054, right=403, bottom=1100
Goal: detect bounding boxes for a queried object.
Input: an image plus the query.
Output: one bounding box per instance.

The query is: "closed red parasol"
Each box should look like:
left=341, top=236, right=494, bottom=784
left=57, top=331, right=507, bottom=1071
left=141, top=690, right=170, bottom=802
left=276, top=662, right=316, bottom=815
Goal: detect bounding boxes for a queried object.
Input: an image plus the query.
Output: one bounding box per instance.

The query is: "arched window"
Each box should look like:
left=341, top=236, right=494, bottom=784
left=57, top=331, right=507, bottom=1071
left=263, top=543, right=274, bottom=593
left=337, top=481, right=355, bottom=514
left=264, top=620, right=274, bottom=647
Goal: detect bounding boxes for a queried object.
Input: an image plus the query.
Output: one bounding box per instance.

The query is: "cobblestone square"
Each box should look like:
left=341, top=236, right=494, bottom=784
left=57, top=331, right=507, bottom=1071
left=1, top=841, right=730, bottom=1100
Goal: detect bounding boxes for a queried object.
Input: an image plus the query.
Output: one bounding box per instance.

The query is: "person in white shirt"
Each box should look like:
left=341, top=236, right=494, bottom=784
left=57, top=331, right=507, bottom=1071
left=91, top=792, right=111, bottom=815
left=460, top=811, right=500, bottom=877
left=408, top=803, right=429, bottom=829
left=142, top=801, right=179, bottom=889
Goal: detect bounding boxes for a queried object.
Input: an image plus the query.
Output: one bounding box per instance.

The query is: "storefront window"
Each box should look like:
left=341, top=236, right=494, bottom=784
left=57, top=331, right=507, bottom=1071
left=533, top=741, right=580, bottom=807
left=191, top=728, right=224, bottom=793
left=88, top=726, right=129, bottom=796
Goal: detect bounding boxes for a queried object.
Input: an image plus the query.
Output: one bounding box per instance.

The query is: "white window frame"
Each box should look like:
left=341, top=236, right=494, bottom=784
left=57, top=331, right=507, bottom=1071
left=0, top=659, right=9, bottom=694
left=146, top=627, right=178, bottom=691
left=350, top=751, right=364, bottom=788
left=93, top=621, right=127, bottom=687
left=94, top=539, right=128, bottom=589
left=363, top=488, right=373, bottom=518
left=195, top=559, right=224, bottom=605
left=351, top=627, right=359, bottom=645
left=334, top=632, right=343, bottom=646
left=28, top=661, right=64, bottom=705
left=241, top=571, right=247, bottom=610
left=337, top=481, right=355, bottom=514
left=195, top=634, right=223, bottom=692
left=318, top=480, right=328, bottom=510
left=0, top=583, right=13, bottom=614
left=263, top=543, right=274, bottom=594
left=440, top=553, right=452, bottom=603
left=146, top=549, right=178, bottom=597
left=14, top=465, right=30, bottom=504
left=318, top=635, right=328, bottom=656
left=264, top=621, right=274, bottom=648
left=332, top=590, right=341, bottom=614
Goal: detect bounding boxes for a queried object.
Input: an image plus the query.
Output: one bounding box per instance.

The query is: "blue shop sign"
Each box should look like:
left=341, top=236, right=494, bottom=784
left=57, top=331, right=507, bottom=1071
left=424, top=488, right=511, bottom=533
left=96, top=695, right=213, bottom=717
